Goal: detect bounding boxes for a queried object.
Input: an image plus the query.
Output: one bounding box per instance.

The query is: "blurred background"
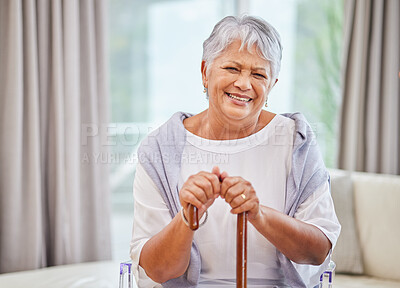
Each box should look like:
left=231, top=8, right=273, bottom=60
left=1, top=1, right=399, bottom=284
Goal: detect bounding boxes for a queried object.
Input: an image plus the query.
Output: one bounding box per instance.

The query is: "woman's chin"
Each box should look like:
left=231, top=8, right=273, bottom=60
left=220, top=106, right=253, bottom=122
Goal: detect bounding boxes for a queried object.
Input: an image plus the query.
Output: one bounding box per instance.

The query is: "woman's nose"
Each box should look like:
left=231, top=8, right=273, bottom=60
left=234, top=74, right=252, bottom=91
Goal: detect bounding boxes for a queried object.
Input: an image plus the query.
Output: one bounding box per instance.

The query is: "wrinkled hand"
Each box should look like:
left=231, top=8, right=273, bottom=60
left=220, top=172, right=260, bottom=220
left=179, top=167, right=221, bottom=219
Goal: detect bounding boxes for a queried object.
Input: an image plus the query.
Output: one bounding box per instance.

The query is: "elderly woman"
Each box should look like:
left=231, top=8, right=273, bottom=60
left=130, top=15, right=340, bottom=288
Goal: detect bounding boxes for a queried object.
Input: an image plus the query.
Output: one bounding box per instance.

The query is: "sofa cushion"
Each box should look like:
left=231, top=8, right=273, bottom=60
left=353, top=172, right=400, bottom=281
left=0, top=261, right=123, bottom=288
left=335, top=274, right=400, bottom=288
left=329, top=169, right=364, bottom=274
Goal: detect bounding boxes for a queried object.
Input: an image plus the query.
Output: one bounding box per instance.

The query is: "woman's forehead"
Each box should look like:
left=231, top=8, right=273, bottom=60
left=219, top=40, right=267, bottom=59
left=216, top=41, right=270, bottom=66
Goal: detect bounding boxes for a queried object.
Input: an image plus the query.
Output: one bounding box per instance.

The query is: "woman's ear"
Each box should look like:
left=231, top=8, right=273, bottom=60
left=270, top=78, right=278, bottom=90
left=201, top=61, right=208, bottom=88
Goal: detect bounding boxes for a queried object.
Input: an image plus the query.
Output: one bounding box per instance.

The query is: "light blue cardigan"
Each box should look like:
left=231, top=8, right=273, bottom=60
left=137, top=112, right=330, bottom=287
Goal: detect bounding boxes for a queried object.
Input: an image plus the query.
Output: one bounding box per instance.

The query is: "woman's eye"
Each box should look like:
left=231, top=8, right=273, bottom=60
left=225, top=67, right=239, bottom=72
left=254, top=73, right=266, bottom=79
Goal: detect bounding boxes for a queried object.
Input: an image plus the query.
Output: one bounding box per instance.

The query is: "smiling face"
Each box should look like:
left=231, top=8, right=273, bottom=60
left=202, top=39, right=277, bottom=127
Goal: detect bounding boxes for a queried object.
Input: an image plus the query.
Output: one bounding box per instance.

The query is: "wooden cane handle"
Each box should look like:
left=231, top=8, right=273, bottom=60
left=237, top=212, right=247, bottom=288
left=188, top=204, right=199, bottom=231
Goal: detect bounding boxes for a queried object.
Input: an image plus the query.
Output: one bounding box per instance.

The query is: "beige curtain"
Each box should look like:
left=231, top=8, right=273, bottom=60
left=339, top=0, right=400, bottom=175
left=0, top=0, right=111, bottom=273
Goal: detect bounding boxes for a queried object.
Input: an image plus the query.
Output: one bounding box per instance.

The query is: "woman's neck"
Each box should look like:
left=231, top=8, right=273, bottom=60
left=184, top=109, right=274, bottom=140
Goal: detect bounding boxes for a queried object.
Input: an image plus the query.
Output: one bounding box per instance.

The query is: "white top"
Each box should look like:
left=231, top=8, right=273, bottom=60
left=130, top=115, right=340, bottom=288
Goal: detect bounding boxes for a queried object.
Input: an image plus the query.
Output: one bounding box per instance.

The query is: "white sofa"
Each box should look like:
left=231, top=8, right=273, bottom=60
left=0, top=261, right=127, bottom=288
left=329, top=169, right=400, bottom=287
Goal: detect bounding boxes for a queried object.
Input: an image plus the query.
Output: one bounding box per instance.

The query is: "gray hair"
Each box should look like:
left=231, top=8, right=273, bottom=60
left=202, top=15, right=282, bottom=80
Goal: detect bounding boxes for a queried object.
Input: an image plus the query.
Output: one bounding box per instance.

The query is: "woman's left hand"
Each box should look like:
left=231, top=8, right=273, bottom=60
left=220, top=172, right=332, bottom=265
left=219, top=172, right=260, bottom=220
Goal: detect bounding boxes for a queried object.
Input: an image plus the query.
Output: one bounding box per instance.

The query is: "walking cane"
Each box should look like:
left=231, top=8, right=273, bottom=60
left=237, top=212, right=247, bottom=288
left=188, top=205, right=248, bottom=288
left=188, top=204, right=199, bottom=231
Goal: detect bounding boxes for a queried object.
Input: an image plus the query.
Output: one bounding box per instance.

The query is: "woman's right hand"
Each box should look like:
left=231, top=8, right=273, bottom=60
left=179, top=166, right=221, bottom=219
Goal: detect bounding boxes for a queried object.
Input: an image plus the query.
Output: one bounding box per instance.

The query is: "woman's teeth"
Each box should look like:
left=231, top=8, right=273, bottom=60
left=226, top=93, right=251, bottom=102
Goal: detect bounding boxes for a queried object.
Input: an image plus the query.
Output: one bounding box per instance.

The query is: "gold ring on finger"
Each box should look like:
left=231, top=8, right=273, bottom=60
left=241, top=194, right=246, bottom=200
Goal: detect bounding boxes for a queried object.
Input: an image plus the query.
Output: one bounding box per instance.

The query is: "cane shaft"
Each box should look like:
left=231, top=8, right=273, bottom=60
left=237, top=212, right=247, bottom=288
left=188, top=204, right=199, bottom=231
